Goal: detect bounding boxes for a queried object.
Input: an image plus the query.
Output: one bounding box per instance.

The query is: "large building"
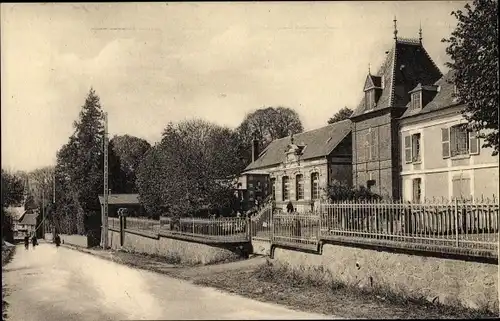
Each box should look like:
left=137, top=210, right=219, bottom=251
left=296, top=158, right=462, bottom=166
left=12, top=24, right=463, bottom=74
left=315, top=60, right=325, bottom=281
left=238, top=21, right=498, bottom=207
left=399, top=71, right=499, bottom=201
left=350, top=26, right=443, bottom=199
left=239, top=120, right=352, bottom=212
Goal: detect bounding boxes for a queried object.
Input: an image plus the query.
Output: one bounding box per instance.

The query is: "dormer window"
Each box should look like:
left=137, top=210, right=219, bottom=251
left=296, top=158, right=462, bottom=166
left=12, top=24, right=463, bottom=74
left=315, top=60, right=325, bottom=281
left=410, top=91, right=421, bottom=110
left=365, top=89, right=376, bottom=110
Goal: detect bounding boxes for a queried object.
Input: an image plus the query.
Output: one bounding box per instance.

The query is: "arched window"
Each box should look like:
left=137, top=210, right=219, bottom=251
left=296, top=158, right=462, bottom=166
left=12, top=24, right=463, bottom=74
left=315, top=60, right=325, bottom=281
left=311, top=172, right=320, bottom=200
left=282, top=176, right=290, bottom=201
left=296, top=174, right=304, bottom=200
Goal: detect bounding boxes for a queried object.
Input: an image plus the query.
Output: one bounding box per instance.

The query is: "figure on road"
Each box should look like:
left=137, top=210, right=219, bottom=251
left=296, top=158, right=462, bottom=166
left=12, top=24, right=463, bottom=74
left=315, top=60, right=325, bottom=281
left=24, top=235, right=29, bottom=250
left=32, top=235, right=38, bottom=248
left=54, top=234, right=61, bottom=247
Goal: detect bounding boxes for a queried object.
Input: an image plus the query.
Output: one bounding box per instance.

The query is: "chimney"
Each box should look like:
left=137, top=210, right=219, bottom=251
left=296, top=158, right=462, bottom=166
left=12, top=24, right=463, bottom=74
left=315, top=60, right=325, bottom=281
left=251, top=138, right=259, bottom=162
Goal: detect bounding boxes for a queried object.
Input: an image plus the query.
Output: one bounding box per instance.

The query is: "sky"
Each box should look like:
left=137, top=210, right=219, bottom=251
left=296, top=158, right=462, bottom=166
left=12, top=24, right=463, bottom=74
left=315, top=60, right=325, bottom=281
left=1, top=1, right=467, bottom=172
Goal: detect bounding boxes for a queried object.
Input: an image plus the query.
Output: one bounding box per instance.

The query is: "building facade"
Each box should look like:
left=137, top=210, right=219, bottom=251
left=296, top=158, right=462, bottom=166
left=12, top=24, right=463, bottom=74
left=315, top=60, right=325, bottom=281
left=350, top=32, right=443, bottom=199
left=399, top=72, right=499, bottom=201
left=240, top=120, right=352, bottom=212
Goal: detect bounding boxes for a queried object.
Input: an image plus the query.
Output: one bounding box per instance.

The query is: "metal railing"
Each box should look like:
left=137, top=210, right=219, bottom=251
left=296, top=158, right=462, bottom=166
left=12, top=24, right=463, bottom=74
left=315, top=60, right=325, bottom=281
left=176, top=217, right=249, bottom=242
left=319, top=199, right=499, bottom=256
left=109, top=216, right=249, bottom=243
left=124, top=217, right=160, bottom=235
left=272, top=213, right=320, bottom=248
left=250, top=202, right=273, bottom=240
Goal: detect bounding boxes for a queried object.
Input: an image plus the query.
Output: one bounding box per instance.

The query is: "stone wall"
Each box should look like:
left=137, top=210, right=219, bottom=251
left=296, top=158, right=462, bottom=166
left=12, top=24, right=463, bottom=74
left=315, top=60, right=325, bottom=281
left=252, top=239, right=271, bottom=256
left=108, top=230, right=242, bottom=265
left=272, top=243, right=498, bottom=313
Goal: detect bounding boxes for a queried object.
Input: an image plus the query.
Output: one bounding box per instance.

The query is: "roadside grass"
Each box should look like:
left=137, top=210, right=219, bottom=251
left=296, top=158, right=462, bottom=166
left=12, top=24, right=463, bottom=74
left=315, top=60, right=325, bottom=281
left=194, top=259, right=498, bottom=319
left=2, top=246, right=17, bottom=321
left=251, top=260, right=497, bottom=319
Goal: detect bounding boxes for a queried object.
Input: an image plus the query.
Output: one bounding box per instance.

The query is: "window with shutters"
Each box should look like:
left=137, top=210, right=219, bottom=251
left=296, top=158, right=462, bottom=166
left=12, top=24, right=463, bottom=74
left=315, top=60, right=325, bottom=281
left=441, top=128, right=450, bottom=158
left=468, top=130, right=480, bottom=155
left=450, top=125, right=469, bottom=157
left=282, top=176, right=290, bottom=201
left=295, top=174, right=304, bottom=200
left=452, top=176, right=471, bottom=200
left=404, top=135, right=412, bottom=163
left=412, top=178, right=422, bottom=203
left=411, top=133, right=421, bottom=162
left=311, top=172, right=320, bottom=200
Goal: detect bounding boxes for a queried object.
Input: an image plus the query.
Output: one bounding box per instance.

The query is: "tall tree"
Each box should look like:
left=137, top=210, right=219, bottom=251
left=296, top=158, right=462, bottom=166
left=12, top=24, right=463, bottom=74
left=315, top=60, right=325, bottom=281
left=237, top=106, right=303, bottom=165
left=442, top=0, right=499, bottom=155
left=53, top=88, right=124, bottom=235
left=137, top=119, right=245, bottom=218
left=328, top=107, right=353, bottom=124
left=110, top=135, right=151, bottom=193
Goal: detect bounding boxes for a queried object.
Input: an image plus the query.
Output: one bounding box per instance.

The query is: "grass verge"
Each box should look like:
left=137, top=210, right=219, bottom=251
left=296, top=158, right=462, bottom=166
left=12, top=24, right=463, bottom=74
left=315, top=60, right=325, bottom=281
left=2, top=246, right=16, bottom=320
left=193, top=259, right=498, bottom=319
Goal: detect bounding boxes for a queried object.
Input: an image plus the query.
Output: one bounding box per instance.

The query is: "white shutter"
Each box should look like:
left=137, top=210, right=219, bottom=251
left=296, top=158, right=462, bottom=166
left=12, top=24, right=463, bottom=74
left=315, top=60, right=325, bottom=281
left=404, top=135, right=412, bottom=163
left=441, top=128, right=450, bottom=158
left=469, top=130, right=480, bottom=155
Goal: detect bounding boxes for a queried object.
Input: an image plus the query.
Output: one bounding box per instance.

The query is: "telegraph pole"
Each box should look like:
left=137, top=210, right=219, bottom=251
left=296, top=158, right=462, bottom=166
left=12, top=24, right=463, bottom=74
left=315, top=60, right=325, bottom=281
left=103, top=112, right=109, bottom=249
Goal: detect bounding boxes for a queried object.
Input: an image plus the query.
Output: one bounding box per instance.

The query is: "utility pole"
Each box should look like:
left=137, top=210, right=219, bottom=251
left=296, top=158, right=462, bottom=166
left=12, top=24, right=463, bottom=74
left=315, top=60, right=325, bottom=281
left=103, top=112, right=109, bottom=249
left=42, top=188, right=45, bottom=237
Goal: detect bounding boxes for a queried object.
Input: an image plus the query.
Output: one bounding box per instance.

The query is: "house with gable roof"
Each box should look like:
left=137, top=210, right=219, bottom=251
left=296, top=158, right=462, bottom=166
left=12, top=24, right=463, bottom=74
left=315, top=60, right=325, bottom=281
left=350, top=21, right=443, bottom=199
left=239, top=119, right=352, bottom=212
left=399, top=70, right=499, bottom=202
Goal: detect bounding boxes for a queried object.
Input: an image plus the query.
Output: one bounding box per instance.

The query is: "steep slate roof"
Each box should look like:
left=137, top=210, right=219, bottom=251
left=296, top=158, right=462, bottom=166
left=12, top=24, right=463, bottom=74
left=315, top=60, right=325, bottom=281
left=244, top=119, right=352, bottom=171
left=18, top=213, right=38, bottom=226
left=401, top=70, right=457, bottom=118
left=98, top=193, right=140, bottom=205
left=351, top=38, right=443, bottom=118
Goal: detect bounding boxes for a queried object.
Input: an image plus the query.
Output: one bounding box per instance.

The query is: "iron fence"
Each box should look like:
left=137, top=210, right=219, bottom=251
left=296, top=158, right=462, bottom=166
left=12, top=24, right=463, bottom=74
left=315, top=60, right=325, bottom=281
left=319, top=199, right=499, bottom=256
left=124, top=217, right=160, bottom=235
left=250, top=203, right=273, bottom=240
left=177, top=217, right=249, bottom=242
left=272, top=213, right=320, bottom=248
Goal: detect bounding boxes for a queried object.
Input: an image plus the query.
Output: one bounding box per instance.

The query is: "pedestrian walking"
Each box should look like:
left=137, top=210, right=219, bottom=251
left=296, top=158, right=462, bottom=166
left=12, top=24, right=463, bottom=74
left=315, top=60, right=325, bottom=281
left=24, top=235, right=29, bottom=250
left=54, top=234, right=61, bottom=247
left=32, top=235, right=38, bottom=248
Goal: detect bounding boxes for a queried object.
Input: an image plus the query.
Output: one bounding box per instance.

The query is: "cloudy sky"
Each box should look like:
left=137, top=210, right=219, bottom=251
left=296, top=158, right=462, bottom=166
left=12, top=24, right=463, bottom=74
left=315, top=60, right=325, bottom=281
left=1, top=1, right=466, bottom=172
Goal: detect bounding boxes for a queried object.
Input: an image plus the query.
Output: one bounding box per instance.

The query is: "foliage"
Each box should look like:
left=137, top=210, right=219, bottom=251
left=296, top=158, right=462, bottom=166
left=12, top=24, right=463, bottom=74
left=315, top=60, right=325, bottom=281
left=442, top=0, right=499, bottom=155
left=137, top=119, right=245, bottom=219
left=1, top=170, right=24, bottom=242
left=328, top=107, right=353, bottom=124
left=53, top=88, right=123, bottom=235
left=236, top=106, right=303, bottom=165
left=110, top=135, right=151, bottom=193
left=326, top=180, right=382, bottom=202
left=1, top=170, right=24, bottom=208
left=25, top=166, right=55, bottom=211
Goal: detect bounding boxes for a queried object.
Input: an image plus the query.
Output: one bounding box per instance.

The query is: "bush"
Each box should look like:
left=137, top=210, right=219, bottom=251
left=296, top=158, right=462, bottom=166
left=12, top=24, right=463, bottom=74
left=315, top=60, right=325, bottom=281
left=326, top=180, right=382, bottom=202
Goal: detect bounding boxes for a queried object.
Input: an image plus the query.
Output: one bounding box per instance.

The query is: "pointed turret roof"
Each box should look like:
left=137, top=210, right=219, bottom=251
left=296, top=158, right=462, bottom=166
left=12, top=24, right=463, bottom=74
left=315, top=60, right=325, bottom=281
left=351, top=38, right=443, bottom=118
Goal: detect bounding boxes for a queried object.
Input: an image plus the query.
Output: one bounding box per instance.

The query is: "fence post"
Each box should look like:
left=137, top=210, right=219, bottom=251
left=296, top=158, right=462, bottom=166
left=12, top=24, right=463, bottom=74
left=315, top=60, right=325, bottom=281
left=318, top=200, right=322, bottom=240
left=454, top=198, right=459, bottom=247
left=246, top=216, right=251, bottom=241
